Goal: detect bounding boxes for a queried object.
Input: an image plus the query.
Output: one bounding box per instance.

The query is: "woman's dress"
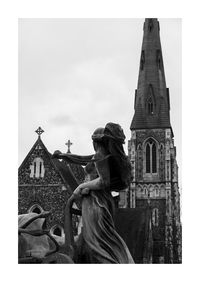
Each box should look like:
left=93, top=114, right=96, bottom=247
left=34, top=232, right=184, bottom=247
left=80, top=155, right=134, bottom=264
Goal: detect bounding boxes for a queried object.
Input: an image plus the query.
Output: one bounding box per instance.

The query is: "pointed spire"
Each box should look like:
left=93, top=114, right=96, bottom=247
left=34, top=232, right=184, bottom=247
left=130, top=18, right=171, bottom=131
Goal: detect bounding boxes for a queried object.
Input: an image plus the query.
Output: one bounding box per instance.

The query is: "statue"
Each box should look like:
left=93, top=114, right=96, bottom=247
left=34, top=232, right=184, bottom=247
left=53, top=122, right=134, bottom=263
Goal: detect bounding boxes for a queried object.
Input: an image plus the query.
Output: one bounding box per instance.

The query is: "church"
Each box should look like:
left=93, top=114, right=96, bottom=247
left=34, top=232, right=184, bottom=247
left=126, top=18, right=182, bottom=263
left=18, top=18, right=181, bottom=263
left=18, top=127, right=85, bottom=239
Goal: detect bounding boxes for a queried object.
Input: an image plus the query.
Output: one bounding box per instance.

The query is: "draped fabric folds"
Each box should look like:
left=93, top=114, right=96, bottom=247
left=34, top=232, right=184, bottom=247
left=53, top=152, right=134, bottom=263
left=81, top=190, right=134, bottom=263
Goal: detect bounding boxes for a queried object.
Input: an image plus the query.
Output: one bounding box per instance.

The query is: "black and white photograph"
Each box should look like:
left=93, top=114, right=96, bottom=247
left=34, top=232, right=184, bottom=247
left=18, top=18, right=182, bottom=264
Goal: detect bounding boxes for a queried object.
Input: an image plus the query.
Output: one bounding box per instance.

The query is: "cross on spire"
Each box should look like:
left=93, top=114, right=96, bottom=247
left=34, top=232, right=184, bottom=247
left=65, top=139, right=73, bottom=153
left=35, top=126, right=44, bottom=138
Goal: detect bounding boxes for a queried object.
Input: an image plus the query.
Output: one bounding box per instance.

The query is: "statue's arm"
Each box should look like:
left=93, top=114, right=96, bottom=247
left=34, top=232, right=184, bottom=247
left=52, top=150, right=94, bottom=166
left=73, top=157, right=110, bottom=195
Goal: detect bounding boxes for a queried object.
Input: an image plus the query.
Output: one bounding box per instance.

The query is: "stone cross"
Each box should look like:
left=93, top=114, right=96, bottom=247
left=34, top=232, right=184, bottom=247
left=65, top=139, right=73, bottom=153
left=35, top=126, right=44, bottom=138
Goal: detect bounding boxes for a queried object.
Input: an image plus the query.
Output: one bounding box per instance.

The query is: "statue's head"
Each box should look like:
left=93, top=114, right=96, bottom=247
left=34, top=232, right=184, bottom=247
left=104, top=122, right=125, bottom=144
left=92, top=123, right=125, bottom=144
left=91, top=127, right=105, bottom=142
left=91, top=123, right=131, bottom=186
left=91, top=123, right=126, bottom=154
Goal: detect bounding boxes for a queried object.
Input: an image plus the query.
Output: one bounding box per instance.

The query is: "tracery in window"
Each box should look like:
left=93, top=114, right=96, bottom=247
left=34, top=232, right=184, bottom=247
left=146, top=85, right=155, bottom=115
left=30, top=157, right=45, bottom=178
left=146, top=143, right=151, bottom=173
left=145, top=139, right=157, bottom=173
left=152, top=143, right=157, bottom=172
left=148, top=97, right=154, bottom=114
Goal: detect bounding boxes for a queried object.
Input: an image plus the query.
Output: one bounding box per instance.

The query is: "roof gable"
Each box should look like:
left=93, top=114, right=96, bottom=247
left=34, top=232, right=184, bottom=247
left=18, top=138, right=71, bottom=190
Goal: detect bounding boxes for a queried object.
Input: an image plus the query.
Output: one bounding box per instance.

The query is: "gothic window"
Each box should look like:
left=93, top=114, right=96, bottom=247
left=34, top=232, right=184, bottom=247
left=145, top=139, right=157, bottom=173
left=34, top=162, right=36, bottom=175
left=39, top=162, right=42, bottom=175
left=30, top=157, right=45, bottom=178
left=148, top=97, right=154, bottom=114
left=146, top=85, right=155, bottom=115
left=152, top=208, right=159, bottom=226
left=146, top=143, right=150, bottom=173
left=160, top=143, right=165, bottom=179
left=29, top=204, right=43, bottom=214
left=152, top=143, right=157, bottom=172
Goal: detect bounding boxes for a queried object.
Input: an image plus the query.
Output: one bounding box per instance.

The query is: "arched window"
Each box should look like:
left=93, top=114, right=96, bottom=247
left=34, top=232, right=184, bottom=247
left=30, top=157, right=45, bottom=178
left=148, top=97, right=154, bottom=114
left=152, top=208, right=159, bottom=226
left=145, top=139, right=157, bottom=173
left=29, top=204, right=43, bottom=214
left=152, top=143, right=157, bottom=172
left=146, top=143, right=151, bottom=173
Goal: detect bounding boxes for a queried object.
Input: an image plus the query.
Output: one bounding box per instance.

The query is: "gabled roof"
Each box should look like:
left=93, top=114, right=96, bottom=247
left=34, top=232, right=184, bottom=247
left=18, top=136, right=84, bottom=193
left=19, top=137, right=46, bottom=172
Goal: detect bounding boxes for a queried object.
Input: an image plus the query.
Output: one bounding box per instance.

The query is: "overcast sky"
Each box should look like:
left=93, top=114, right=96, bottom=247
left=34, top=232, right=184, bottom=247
left=18, top=18, right=181, bottom=184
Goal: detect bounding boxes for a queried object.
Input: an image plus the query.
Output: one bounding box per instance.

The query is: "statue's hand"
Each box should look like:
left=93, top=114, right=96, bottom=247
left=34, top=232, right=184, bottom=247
left=52, top=150, right=62, bottom=158
left=81, top=188, right=90, bottom=195
left=73, top=186, right=82, bottom=199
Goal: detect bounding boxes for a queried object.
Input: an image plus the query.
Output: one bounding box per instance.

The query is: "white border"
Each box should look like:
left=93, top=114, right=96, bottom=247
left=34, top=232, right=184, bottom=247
left=1, top=0, right=199, bottom=281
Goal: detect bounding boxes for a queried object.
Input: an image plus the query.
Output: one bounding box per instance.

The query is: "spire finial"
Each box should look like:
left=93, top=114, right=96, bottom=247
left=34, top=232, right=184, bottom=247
left=35, top=126, right=44, bottom=138
left=65, top=139, right=73, bottom=153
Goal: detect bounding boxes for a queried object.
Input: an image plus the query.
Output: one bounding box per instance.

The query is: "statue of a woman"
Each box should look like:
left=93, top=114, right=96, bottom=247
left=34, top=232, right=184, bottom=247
left=53, top=122, right=134, bottom=263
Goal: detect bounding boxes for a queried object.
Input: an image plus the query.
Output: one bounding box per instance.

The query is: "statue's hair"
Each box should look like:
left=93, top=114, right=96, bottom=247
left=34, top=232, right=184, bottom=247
left=92, top=123, right=131, bottom=186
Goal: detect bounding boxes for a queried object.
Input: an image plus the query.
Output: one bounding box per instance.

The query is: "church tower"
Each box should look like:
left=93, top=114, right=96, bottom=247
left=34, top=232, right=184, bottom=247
left=128, top=19, right=181, bottom=263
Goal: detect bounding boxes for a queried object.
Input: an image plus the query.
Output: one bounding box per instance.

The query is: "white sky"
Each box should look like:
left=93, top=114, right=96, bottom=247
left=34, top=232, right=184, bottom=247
left=18, top=18, right=181, bottom=184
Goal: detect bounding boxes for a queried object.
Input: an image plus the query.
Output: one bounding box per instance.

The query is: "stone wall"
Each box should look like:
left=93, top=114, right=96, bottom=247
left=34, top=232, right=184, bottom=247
left=18, top=185, right=71, bottom=229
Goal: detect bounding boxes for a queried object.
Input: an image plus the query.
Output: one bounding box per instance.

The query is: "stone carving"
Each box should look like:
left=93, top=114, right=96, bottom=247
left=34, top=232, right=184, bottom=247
left=136, top=129, right=165, bottom=144
left=52, top=122, right=134, bottom=263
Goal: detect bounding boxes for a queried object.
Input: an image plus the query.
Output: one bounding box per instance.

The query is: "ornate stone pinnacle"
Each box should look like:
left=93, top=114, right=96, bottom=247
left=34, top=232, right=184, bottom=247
left=35, top=126, right=44, bottom=138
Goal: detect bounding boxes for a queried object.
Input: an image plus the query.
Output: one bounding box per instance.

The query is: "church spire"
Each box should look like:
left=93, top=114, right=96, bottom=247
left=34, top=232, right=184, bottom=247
left=130, top=18, right=171, bottom=131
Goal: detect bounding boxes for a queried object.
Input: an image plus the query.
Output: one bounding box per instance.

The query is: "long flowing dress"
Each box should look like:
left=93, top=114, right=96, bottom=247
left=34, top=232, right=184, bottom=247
left=80, top=155, right=134, bottom=264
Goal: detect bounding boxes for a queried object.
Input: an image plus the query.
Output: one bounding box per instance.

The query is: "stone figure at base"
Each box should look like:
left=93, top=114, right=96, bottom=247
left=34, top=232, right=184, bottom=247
left=53, top=122, right=134, bottom=263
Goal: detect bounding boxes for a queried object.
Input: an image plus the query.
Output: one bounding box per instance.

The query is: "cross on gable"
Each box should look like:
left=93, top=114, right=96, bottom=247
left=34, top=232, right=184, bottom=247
left=35, top=127, right=44, bottom=138
left=65, top=139, right=73, bottom=153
